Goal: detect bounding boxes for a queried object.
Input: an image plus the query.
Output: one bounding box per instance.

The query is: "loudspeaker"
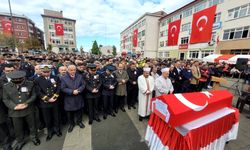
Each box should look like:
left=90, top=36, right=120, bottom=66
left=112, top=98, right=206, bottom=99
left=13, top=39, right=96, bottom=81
left=236, top=58, right=248, bottom=71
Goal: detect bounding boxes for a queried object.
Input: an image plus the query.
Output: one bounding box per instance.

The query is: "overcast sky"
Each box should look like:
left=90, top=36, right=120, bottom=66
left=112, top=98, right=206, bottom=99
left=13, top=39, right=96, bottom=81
left=0, top=0, right=193, bottom=51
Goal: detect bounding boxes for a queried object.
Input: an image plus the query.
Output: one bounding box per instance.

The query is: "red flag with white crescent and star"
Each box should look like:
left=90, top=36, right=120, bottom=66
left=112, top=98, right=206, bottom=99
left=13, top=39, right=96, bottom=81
left=167, top=19, right=181, bottom=46
left=55, top=23, right=64, bottom=36
left=133, top=29, right=138, bottom=47
left=1, top=20, right=12, bottom=34
left=190, top=5, right=217, bottom=44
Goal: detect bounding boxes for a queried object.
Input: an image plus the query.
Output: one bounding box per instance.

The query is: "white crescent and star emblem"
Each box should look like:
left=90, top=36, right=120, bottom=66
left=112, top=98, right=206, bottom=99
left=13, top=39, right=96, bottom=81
left=174, top=91, right=213, bottom=111
left=170, top=25, right=177, bottom=37
left=196, top=15, right=208, bottom=32
left=5, top=23, right=11, bottom=31
left=56, top=25, right=62, bottom=31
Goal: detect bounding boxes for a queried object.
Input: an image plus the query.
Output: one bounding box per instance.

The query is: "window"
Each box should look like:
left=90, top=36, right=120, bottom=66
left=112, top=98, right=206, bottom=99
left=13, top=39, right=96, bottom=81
left=194, top=2, right=206, bottom=12
left=161, top=21, right=166, bottom=27
left=234, top=27, right=243, bottom=39
left=64, top=40, right=69, bottom=45
left=231, top=49, right=250, bottom=55
left=173, top=14, right=180, bottom=21
left=166, top=18, right=172, bottom=23
left=181, top=37, right=189, bottom=44
left=214, top=12, right=221, bottom=23
left=182, top=8, right=192, bottom=18
left=142, top=19, right=146, bottom=26
left=181, top=23, right=191, bottom=32
left=158, top=52, right=169, bottom=58
left=228, top=4, right=250, bottom=20
left=223, top=26, right=250, bottom=40
left=142, top=30, right=145, bottom=36
left=211, top=32, right=216, bottom=41
left=189, top=51, right=199, bottom=59
left=201, top=50, right=214, bottom=58
left=160, top=31, right=164, bottom=37
left=239, top=5, right=248, bottom=17
left=209, top=0, right=224, bottom=7
left=49, top=25, right=54, bottom=30
left=160, top=41, right=164, bottom=47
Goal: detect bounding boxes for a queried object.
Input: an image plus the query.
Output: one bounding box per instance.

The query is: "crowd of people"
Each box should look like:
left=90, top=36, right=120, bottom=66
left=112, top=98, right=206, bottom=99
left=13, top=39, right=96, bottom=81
left=0, top=52, right=249, bottom=150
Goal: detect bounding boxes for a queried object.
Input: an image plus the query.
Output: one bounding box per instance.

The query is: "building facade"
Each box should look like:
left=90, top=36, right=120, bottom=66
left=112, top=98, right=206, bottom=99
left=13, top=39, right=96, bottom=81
left=158, top=0, right=250, bottom=60
left=120, top=11, right=166, bottom=58
left=0, top=12, right=44, bottom=49
left=41, top=9, right=77, bottom=53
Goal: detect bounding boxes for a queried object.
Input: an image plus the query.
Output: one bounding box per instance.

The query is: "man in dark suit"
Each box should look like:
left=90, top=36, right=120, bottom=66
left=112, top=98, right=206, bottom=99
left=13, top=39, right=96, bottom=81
left=61, top=65, right=86, bottom=133
left=172, top=61, right=183, bottom=93
left=3, top=71, right=40, bottom=150
left=126, top=62, right=139, bottom=109
left=35, top=65, right=61, bottom=141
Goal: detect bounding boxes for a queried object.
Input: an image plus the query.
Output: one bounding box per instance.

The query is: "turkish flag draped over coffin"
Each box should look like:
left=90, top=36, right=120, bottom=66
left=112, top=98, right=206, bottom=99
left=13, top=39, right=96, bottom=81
left=167, top=19, right=181, bottom=46
left=151, top=90, right=233, bottom=127
left=1, top=20, right=12, bottom=34
left=55, top=23, right=64, bottom=36
left=190, top=5, right=216, bottom=44
left=133, top=29, right=138, bottom=47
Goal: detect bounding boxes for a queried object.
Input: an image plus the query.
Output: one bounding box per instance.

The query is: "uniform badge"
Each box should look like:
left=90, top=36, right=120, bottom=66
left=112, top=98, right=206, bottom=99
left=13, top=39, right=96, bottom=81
left=21, top=87, right=28, bottom=92
left=50, top=78, right=56, bottom=83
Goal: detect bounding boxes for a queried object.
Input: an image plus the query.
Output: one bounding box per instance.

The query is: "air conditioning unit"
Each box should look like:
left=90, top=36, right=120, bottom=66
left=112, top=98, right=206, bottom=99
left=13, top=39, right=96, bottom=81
left=208, top=40, right=215, bottom=46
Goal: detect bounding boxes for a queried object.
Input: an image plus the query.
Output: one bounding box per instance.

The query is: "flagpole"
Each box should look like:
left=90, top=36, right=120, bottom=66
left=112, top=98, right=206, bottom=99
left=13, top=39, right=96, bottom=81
left=8, top=0, right=17, bottom=53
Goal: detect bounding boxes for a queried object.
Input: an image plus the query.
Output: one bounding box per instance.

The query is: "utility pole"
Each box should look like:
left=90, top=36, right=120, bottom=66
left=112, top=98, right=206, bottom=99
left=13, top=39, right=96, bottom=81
left=8, top=0, right=17, bottom=53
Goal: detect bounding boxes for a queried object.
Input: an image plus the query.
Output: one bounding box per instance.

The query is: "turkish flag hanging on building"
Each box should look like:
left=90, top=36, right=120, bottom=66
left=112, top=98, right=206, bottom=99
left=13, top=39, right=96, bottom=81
left=167, top=19, right=181, bottom=46
left=1, top=20, right=12, bottom=34
left=55, top=23, right=64, bottom=36
left=190, top=5, right=217, bottom=44
left=133, top=29, right=138, bottom=47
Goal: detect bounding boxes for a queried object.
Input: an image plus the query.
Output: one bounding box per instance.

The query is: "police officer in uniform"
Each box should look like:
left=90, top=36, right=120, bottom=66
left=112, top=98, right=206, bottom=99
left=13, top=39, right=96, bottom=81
left=35, top=65, right=61, bottom=141
left=101, top=64, right=117, bottom=119
left=3, top=71, right=40, bottom=150
left=84, top=64, right=101, bottom=125
left=127, top=62, right=139, bottom=109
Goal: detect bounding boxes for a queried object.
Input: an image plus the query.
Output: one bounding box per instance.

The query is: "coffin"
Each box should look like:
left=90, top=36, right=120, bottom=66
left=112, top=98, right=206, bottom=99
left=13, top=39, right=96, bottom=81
left=151, top=90, right=233, bottom=127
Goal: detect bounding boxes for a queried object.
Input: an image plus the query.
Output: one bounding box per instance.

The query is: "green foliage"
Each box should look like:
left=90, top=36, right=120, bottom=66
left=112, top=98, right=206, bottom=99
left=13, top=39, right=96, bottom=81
left=112, top=45, right=117, bottom=56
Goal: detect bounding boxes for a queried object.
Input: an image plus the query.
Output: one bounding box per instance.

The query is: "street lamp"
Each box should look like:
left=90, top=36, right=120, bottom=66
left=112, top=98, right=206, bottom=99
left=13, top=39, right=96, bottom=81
left=8, top=0, right=17, bottom=53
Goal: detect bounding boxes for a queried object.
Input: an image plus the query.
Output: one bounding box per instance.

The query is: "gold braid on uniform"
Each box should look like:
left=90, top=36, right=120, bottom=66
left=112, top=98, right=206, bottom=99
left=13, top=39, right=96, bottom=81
left=42, top=96, right=49, bottom=101
left=52, top=94, right=59, bottom=99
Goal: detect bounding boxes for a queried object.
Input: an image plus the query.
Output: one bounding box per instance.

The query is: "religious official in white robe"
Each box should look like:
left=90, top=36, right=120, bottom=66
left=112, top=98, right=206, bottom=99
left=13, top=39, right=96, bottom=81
left=137, top=67, right=154, bottom=121
left=155, top=68, right=174, bottom=97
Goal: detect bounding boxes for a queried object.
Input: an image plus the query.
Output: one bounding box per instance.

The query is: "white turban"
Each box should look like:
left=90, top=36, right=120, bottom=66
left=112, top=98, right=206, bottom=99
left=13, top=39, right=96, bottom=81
left=161, top=67, right=170, bottom=73
left=143, top=67, right=151, bottom=72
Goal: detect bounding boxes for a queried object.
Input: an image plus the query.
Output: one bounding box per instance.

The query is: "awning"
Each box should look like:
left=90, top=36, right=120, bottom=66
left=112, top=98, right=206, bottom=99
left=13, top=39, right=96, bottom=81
left=203, top=54, right=222, bottom=63
left=227, top=55, right=250, bottom=64
left=214, top=55, right=235, bottom=63
left=203, top=54, right=250, bottom=64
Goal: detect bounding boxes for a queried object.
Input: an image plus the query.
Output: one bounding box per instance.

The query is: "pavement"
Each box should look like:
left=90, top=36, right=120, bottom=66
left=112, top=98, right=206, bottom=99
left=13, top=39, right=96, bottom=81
left=1, top=77, right=250, bottom=150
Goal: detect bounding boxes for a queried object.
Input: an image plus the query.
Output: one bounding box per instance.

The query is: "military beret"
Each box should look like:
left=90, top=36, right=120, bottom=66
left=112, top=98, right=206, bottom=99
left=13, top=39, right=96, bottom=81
left=7, top=70, right=26, bottom=79
left=106, top=64, right=116, bottom=71
left=87, top=63, right=96, bottom=69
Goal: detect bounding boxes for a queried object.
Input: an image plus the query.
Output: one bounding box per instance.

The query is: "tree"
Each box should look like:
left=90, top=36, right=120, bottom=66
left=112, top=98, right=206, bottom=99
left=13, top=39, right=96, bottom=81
left=24, top=37, right=41, bottom=50
left=91, top=40, right=101, bottom=55
left=112, top=45, right=117, bottom=56
left=0, top=34, right=15, bottom=49
left=80, top=45, right=84, bottom=55
left=47, top=44, right=52, bottom=53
